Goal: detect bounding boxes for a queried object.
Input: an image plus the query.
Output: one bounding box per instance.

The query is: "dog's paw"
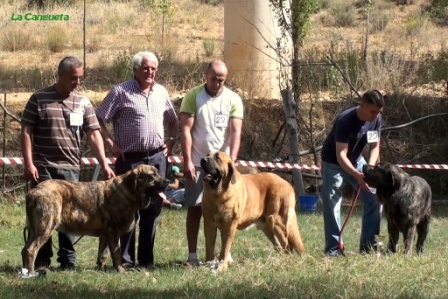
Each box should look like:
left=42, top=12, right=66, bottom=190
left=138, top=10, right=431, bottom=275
left=216, top=262, right=228, bottom=272
left=19, top=267, right=43, bottom=278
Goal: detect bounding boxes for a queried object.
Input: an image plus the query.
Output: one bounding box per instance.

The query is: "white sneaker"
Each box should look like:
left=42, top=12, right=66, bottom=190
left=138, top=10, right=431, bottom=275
left=171, top=203, right=182, bottom=210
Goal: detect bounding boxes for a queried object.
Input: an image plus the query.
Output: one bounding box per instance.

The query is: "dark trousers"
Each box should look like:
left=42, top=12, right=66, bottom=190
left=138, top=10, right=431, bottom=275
left=32, top=167, right=79, bottom=268
left=115, top=151, right=166, bottom=266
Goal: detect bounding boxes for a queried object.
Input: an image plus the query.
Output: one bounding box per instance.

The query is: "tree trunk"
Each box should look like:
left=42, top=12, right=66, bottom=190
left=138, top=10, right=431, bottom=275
left=281, top=89, right=304, bottom=197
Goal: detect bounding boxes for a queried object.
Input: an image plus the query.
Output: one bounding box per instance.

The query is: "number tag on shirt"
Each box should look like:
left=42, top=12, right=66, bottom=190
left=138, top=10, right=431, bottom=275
left=70, top=112, right=83, bottom=126
left=214, top=113, right=229, bottom=128
left=367, top=130, right=379, bottom=143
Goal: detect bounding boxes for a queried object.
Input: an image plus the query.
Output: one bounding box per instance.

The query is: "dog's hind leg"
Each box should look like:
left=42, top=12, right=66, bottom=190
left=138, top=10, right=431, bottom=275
left=22, top=213, right=56, bottom=273
left=22, top=228, right=53, bottom=274
left=387, top=222, right=400, bottom=253
left=402, top=225, right=416, bottom=256
left=96, top=236, right=110, bottom=270
left=260, top=225, right=281, bottom=251
left=416, top=216, right=430, bottom=254
left=21, top=228, right=35, bottom=271
left=266, top=215, right=289, bottom=252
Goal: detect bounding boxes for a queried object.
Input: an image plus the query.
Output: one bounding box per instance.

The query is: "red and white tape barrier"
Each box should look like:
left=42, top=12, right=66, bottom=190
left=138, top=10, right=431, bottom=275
left=1, top=157, right=448, bottom=170
left=396, top=164, right=448, bottom=170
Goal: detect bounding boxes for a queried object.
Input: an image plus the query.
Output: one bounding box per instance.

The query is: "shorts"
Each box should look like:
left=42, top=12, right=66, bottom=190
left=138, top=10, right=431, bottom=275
left=184, top=167, right=205, bottom=207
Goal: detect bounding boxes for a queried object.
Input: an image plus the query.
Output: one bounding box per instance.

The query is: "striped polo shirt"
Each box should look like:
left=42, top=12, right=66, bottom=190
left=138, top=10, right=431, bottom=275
left=96, top=78, right=178, bottom=153
left=21, top=85, right=101, bottom=171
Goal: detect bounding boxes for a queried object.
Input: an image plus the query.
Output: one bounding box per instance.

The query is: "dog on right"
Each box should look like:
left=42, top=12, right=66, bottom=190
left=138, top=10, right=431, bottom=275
left=362, top=162, right=431, bottom=256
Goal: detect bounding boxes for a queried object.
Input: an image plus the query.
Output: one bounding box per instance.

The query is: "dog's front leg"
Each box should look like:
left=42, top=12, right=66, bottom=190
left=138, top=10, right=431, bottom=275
left=217, top=222, right=238, bottom=272
left=403, top=226, right=416, bottom=256
left=96, top=236, right=110, bottom=270
left=387, top=222, right=400, bottom=253
left=105, top=233, right=125, bottom=273
left=204, top=219, right=217, bottom=262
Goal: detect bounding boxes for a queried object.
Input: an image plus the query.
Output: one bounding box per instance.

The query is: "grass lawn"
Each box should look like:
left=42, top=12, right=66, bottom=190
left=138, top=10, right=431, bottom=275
left=1, top=201, right=448, bottom=298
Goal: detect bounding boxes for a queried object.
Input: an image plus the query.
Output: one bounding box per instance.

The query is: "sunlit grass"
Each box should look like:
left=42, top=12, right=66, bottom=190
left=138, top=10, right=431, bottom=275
left=1, top=201, right=448, bottom=298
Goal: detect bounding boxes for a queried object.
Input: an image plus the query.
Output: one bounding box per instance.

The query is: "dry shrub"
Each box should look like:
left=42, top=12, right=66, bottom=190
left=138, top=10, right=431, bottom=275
left=329, top=2, right=357, bottom=27
left=111, top=50, right=133, bottom=81
left=45, top=25, right=69, bottom=53
left=1, top=27, right=33, bottom=52
left=202, top=38, right=216, bottom=57
left=369, top=9, right=391, bottom=33
left=405, top=11, right=429, bottom=37
left=87, top=35, right=102, bottom=53
left=381, top=93, right=448, bottom=195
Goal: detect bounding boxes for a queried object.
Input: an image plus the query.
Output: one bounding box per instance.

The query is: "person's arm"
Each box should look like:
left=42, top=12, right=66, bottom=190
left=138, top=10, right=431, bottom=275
left=228, top=118, right=243, bottom=161
left=368, top=139, right=380, bottom=165
left=335, top=142, right=369, bottom=191
left=180, top=113, right=196, bottom=181
left=167, top=178, right=180, bottom=190
left=97, top=118, right=124, bottom=161
left=165, top=120, right=178, bottom=156
left=86, top=129, right=115, bottom=179
left=21, top=125, right=38, bottom=182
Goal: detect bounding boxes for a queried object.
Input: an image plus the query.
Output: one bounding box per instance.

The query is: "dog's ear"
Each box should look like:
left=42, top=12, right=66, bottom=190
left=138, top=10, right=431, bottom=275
left=124, top=168, right=139, bottom=191
left=389, top=164, right=405, bottom=188
left=228, top=161, right=237, bottom=184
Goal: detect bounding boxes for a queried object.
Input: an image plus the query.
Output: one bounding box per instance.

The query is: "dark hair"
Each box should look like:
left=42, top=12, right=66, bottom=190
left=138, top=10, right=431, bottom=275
left=361, top=89, right=384, bottom=108
left=58, top=56, right=82, bottom=74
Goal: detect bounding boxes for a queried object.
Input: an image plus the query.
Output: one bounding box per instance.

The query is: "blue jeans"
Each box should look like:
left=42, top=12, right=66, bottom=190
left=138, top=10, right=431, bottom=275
left=165, top=188, right=185, bottom=204
left=321, top=159, right=381, bottom=254
left=32, top=167, right=79, bottom=268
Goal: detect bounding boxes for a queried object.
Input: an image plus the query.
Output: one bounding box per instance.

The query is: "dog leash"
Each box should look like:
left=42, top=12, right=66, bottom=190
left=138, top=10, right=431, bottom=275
left=23, top=180, right=29, bottom=244
left=338, top=187, right=362, bottom=256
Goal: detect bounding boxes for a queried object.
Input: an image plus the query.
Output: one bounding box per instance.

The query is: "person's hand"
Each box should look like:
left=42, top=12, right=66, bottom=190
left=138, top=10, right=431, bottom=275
left=164, top=139, right=175, bottom=157
left=184, top=161, right=196, bottom=182
left=162, top=144, right=168, bottom=157
left=24, top=163, right=38, bottom=183
left=355, top=171, right=371, bottom=192
left=111, top=143, right=125, bottom=161
left=102, top=165, right=115, bottom=179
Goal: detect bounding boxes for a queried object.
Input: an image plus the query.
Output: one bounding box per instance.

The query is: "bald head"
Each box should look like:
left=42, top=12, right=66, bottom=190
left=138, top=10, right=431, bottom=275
left=207, top=60, right=228, bottom=75
left=205, top=60, right=228, bottom=97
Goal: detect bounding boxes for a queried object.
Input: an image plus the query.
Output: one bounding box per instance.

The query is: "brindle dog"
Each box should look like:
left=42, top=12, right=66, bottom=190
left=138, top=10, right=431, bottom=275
left=22, top=164, right=168, bottom=274
left=363, top=162, right=431, bottom=256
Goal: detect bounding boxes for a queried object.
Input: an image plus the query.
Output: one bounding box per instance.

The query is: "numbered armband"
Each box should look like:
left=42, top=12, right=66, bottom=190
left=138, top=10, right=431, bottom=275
left=366, top=130, right=379, bottom=143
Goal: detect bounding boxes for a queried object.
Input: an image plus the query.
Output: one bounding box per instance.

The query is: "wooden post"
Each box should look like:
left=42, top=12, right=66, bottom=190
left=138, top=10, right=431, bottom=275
left=281, top=89, right=304, bottom=197
left=2, top=93, right=6, bottom=194
left=83, top=0, right=86, bottom=71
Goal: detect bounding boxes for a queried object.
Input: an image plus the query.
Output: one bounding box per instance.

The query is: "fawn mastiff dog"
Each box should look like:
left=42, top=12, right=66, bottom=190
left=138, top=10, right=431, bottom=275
left=22, top=164, right=169, bottom=274
left=363, top=162, right=431, bottom=255
left=201, top=151, right=305, bottom=272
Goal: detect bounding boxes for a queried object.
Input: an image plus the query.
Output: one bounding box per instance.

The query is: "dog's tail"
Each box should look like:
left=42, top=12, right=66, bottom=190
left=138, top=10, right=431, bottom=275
left=287, top=202, right=305, bottom=254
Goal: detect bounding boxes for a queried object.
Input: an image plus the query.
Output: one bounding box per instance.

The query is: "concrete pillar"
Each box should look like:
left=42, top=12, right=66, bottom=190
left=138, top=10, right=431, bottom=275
left=224, top=0, right=281, bottom=100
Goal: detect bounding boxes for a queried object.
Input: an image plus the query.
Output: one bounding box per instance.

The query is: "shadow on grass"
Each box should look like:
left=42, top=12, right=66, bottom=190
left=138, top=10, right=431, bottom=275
left=0, top=270, right=432, bottom=299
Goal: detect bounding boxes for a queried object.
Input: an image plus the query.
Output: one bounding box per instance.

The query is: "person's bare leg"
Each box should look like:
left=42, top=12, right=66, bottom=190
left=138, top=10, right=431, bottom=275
left=186, top=205, right=202, bottom=262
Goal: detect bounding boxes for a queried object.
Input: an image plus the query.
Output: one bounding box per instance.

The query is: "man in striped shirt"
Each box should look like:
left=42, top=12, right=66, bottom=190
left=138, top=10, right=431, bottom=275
left=96, top=51, right=178, bottom=269
left=21, top=56, right=115, bottom=271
